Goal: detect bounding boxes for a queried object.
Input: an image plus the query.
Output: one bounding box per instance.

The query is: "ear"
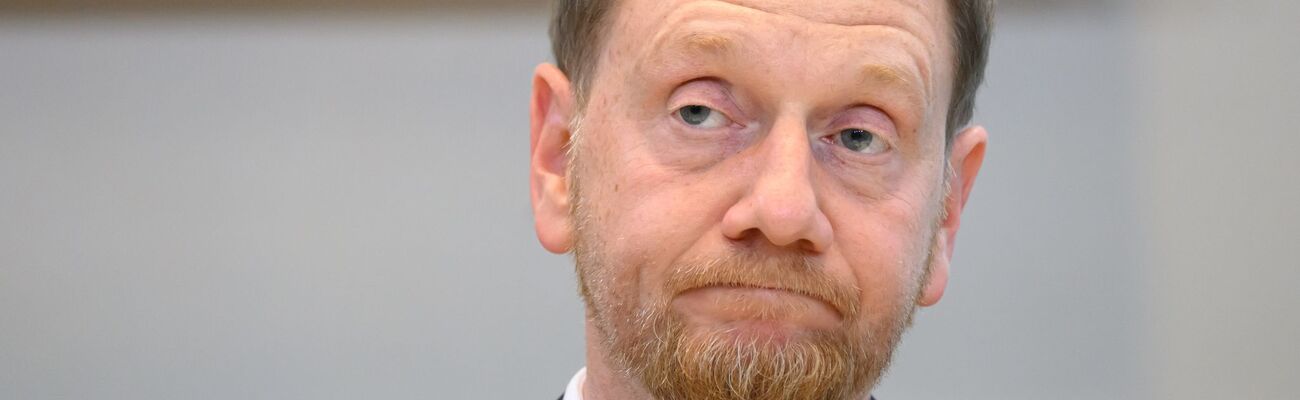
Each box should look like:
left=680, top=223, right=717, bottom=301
left=919, top=125, right=988, bottom=307
left=530, top=63, right=578, bottom=254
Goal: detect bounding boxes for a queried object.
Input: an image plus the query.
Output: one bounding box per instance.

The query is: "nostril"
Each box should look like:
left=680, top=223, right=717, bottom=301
left=725, top=227, right=763, bottom=245
left=795, top=238, right=817, bottom=253
left=725, top=229, right=821, bottom=254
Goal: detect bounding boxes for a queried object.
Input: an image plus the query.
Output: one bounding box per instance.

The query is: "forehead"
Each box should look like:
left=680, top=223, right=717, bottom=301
left=605, top=0, right=951, bottom=62
left=690, top=0, right=943, bottom=30
left=598, top=0, right=954, bottom=110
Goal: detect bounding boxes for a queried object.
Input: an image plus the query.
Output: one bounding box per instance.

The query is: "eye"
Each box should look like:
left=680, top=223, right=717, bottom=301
left=836, top=128, right=890, bottom=154
left=676, top=105, right=732, bottom=129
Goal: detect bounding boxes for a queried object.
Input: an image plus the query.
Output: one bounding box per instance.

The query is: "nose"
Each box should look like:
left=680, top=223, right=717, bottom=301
left=721, top=117, right=833, bottom=253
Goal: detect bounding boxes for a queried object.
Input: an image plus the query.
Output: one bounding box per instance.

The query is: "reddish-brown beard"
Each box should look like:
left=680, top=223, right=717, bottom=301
left=574, top=243, right=929, bottom=400
left=566, top=138, right=941, bottom=400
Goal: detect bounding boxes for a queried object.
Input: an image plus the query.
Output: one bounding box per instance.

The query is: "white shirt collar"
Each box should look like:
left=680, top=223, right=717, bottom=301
left=563, top=367, right=586, bottom=400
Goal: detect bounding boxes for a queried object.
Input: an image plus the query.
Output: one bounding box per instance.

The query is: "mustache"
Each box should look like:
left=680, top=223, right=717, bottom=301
left=664, top=252, right=861, bottom=319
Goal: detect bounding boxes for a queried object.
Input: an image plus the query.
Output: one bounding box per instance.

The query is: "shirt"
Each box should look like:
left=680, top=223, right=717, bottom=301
left=563, top=367, right=586, bottom=400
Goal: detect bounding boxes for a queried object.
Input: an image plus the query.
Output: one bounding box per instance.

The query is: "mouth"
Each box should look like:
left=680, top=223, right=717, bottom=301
left=709, top=282, right=828, bottom=303
left=673, top=282, right=846, bottom=328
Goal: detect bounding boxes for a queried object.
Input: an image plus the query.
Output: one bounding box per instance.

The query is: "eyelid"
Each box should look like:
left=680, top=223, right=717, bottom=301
left=672, top=103, right=740, bottom=130
left=667, top=80, right=747, bottom=125
left=827, top=105, right=898, bottom=138
left=846, top=129, right=891, bottom=152
left=674, top=105, right=732, bottom=130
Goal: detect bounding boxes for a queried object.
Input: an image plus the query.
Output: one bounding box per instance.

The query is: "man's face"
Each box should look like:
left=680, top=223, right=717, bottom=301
left=530, top=0, right=986, bottom=398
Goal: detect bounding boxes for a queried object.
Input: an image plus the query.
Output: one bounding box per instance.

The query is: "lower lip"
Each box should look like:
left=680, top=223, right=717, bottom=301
left=672, top=285, right=842, bottom=330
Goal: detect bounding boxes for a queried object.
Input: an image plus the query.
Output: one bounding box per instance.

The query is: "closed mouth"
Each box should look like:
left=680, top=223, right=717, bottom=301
left=685, top=282, right=844, bottom=319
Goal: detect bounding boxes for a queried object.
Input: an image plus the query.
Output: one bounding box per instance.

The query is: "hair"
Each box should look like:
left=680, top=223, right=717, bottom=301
left=549, top=0, right=994, bottom=143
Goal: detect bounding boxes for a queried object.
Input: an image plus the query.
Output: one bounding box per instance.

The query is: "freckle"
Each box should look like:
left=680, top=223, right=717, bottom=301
left=614, top=184, right=620, bottom=192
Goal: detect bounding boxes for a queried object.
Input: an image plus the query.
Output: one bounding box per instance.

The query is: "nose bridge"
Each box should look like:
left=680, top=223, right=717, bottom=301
left=727, top=113, right=832, bottom=252
left=754, top=116, right=815, bottom=199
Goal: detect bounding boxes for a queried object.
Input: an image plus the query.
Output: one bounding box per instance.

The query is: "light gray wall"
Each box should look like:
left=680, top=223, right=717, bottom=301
left=1136, top=1, right=1300, bottom=399
left=0, top=11, right=582, bottom=399
left=0, top=2, right=1295, bottom=400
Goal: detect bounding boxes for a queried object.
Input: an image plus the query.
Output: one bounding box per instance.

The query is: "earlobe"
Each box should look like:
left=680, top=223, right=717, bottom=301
left=920, top=125, right=988, bottom=307
left=530, top=63, right=578, bottom=254
left=918, top=235, right=949, bottom=307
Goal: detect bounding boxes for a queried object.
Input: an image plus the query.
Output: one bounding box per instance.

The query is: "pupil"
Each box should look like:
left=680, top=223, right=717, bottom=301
left=841, top=129, right=872, bottom=151
left=680, top=106, right=711, bottom=125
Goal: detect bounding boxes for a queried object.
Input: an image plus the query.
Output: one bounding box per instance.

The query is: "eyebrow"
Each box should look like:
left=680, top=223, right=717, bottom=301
left=629, top=28, right=747, bottom=91
left=858, top=63, right=926, bottom=111
left=679, top=31, right=738, bottom=57
left=861, top=64, right=906, bottom=87
left=640, top=30, right=744, bottom=72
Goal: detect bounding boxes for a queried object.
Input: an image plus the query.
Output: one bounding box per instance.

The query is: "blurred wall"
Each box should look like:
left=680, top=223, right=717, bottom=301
left=0, top=10, right=581, bottom=400
left=0, top=2, right=1295, bottom=400
left=1135, top=1, right=1300, bottom=398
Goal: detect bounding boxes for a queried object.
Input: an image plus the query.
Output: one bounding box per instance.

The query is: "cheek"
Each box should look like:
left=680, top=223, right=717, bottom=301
left=826, top=196, right=933, bottom=316
left=577, top=140, right=737, bottom=301
left=602, top=175, right=726, bottom=256
left=638, top=119, right=753, bottom=175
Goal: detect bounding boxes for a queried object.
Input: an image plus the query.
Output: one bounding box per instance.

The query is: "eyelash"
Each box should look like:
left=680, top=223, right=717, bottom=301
left=824, top=127, right=892, bottom=155
left=667, top=81, right=896, bottom=156
left=672, top=103, right=738, bottom=129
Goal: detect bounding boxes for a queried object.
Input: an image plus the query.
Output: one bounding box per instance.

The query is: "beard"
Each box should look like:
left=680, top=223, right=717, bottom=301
left=565, top=134, right=942, bottom=400
left=572, top=213, right=935, bottom=400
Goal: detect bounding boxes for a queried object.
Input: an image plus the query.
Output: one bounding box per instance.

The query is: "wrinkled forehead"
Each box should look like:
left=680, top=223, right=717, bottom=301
left=611, top=0, right=947, bottom=29
left=599, top=0, right=954, bottom=104
left=667, top=0, right=946, bottom=32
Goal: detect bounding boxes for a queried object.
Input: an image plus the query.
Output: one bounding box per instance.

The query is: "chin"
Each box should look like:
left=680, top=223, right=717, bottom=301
left=687, top=317, right=839, bottom=346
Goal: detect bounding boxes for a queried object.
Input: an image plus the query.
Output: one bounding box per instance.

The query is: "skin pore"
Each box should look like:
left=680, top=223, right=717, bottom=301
left=529, top=0, right=988, bottom=399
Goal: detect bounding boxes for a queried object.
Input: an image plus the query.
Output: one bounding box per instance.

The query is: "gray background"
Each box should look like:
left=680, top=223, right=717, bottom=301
left=1, top=1, right=1297, bottom=399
